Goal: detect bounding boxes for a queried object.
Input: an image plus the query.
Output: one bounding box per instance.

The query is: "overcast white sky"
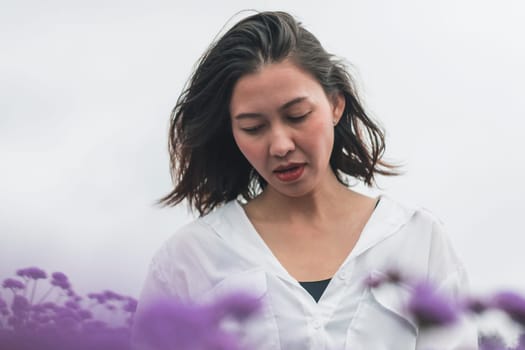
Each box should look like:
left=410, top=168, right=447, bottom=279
left=1, top=0, right=524, bottom=301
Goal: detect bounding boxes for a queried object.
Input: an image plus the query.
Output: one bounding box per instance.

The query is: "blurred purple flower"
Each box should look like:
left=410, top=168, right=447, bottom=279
left=364, top=274, right=385, bottom=288
left=463, top=296, right=489, bottom=315
left=123, top=298, right=137, bottom=313
left=211, top=292, right=261, bottom=322
left=50, top=272, right=70, bottom=290
left=87, top=292, right=106, bottom=304
left=407, top=281, right=458, bottom=328
left=515, top=333, right=525, bottom=350
left=65, top=300, right=80, bottom=310
left=0, top=297, right=9, bottom=316
left=479, top=334, right=507, bottom=350
left=82, top=319, right=108, bottom=332
left=134, top=294, right=259, bottom=350
left=385, top=269, right=403, bottom=284
left=17, top=267, right=47, bottom=280
left=80, top=327, right=131, bottom=350
left=133, top=299, right=214, bottom=350
left=40, top=302, right=58, bottom=311
left=12, top=295, right=30, bottom=315
left=54, top=306, right=79, bottom=320
left=103, top=290, right=124, bottom=301
left=0, top=267, right=142, bottom=350
left=364, top=269, right=404, bottom=289
left=78, top=309, right=93, bottom=320
left=492, top=291, right=525, bottom=327
left=2, top=278, right=25, bottom=291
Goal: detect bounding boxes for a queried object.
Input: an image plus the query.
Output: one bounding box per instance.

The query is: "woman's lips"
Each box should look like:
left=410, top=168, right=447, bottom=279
left=273, top=164, right=305, bottom=182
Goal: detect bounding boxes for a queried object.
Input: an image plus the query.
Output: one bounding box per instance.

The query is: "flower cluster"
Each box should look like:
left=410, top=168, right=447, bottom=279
left=3, top=265, right=525, bottom=349
left=133, top=293, right=261, bottom=350
left=366, top=269, right=525, bottom=350
left=0, top=267, right=137, bottom=349
left=0, top=267, right=261, bottom=350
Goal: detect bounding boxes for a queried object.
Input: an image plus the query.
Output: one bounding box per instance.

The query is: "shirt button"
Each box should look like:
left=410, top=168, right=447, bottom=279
left=338, top=271, right=347, bottom=280
left=312, top=319, right=322, bottom=329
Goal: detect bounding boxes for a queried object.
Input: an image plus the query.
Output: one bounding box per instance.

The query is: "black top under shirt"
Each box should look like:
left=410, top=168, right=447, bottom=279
left=299, top=278, right=332, bottom=302
left=298, top=198, right=381, bottom=303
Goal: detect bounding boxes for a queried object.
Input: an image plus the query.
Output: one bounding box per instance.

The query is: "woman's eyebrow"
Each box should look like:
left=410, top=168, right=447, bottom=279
left=233, top=97, right=308, bottom=120
left=279, top=96, right=308, bottom=111
left=233, top=112, right=263, bottom=120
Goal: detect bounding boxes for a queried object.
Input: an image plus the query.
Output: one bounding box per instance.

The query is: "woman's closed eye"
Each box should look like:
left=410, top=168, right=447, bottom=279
left=288, top=112, right=311, bottom=122
left=241, top=124, right=264, bottom=134
left=240, top=112, right=310, bottom=134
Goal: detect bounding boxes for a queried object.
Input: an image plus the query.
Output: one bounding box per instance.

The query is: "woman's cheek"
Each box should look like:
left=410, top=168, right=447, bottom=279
left=236, top=137, right=264, bottom=168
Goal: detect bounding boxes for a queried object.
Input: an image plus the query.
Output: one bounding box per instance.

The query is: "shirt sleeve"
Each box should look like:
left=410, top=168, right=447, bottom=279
left=131, top=242, right=189, bottom=349
left=137, top=245, right=177, bottom=303
left=415, top=215, right=479, bottom=350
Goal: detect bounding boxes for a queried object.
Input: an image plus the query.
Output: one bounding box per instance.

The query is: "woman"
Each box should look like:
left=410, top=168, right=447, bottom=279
left=135, top=11, right=478, bottom=349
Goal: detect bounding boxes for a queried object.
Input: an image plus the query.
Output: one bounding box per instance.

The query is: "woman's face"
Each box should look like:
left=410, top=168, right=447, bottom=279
left=230, top=60, right=345, bottom=198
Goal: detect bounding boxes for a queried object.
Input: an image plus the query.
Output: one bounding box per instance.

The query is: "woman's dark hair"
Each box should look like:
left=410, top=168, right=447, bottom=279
left=159, top=11, right=399, bottom=216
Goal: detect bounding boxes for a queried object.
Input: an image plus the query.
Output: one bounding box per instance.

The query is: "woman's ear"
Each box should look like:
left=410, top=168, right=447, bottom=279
left=331, top=91, right=346, bottom=124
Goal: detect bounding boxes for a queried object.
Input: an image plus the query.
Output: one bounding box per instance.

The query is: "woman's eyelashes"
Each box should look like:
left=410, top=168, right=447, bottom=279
left=240, top=112, right=311, bottom=134
left=242, top=125, right=264, bottom=134
left=288, top=112, right=310, bottom=122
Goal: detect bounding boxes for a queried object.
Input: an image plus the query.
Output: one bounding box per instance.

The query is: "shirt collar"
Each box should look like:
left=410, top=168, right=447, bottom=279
left=348, top=194, right=416, bottom=259
left=202, top=194, right=416, bottom=278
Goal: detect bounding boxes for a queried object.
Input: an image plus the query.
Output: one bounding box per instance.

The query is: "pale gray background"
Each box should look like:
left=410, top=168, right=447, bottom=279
left=1, top=0, right=524, bottom=303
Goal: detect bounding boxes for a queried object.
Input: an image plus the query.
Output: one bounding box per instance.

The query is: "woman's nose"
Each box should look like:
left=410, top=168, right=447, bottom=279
left=269, top=127, right=295, bottom=158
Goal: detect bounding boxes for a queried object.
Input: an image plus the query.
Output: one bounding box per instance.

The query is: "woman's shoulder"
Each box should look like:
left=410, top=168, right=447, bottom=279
left=376, top=194, right=467, bottom=286
left=156, top=200, right=245, bottom=259
left=377, top=193, right=446, bottom=229
left=367, top=194, right=459, bottom=263
left=146, top=200, right=255, bottom=299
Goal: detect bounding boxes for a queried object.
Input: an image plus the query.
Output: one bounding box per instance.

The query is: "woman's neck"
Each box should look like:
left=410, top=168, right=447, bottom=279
left=247, top=179, right=363, bottom=224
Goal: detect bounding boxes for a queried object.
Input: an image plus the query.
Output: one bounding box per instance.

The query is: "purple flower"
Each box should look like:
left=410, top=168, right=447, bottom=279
left=65, top=300, right=80, bottom=310
left=0, top=296, right=8, bottom=309
left=133, top=299, right=211, bottom=349
left=123, top=298, right=137, bottom=313
left=54, top=306, right=78, bottom=320
left=515, top=333, right=525, bottom=350
left=2, top=278, right=25, bottom=291
left=103, top=290, right=124, bottom=301
left=17, top=267, right=47, bottom=280
left=133, top=296, right=256, bottom=350
left=78, top=309, right=93, bottom=320
left=87, top=292, right=106, bottom=304
left=0, top=297, right=9, bottom=316
left=0, top=267, right=141, bottom=350
left=40, top=302, right=58, bottom=311
left=364, top=274, right=385, bottom=288
left=464, top=298, right=489, bottom=315
left=82, top=319, right=108, bottom=332
left=406, top=281, right=458, bottom=328
left=12, top=295, right=30, bottom=315
left=50, top=272, right=70, bottom=290
left=364, top=269, right=404, bottom=289
left=479, top=334, right=507, bottom=350
left=492, top=291, right=525, bottom=327
left=384, top=269, right=403, bottom=284
left=211, top=292, right=261, bottom=322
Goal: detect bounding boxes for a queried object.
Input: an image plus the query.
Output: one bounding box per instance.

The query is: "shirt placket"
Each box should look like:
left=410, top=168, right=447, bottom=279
left=304, top=260, right=355, bottom=350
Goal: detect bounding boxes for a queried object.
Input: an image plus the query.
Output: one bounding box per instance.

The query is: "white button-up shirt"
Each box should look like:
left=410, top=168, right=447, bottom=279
left=135, top=195, right=478, bottom=349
